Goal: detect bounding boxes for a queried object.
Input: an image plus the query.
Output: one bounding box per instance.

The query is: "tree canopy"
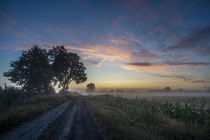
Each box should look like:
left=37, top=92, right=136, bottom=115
left=86, top=83, right=95, bottom=92
left=163, top=86, right=171, bottom=92
left=4, top=46, right=52, bottom=95
left=4, top=46, right=87, bottom=94
left=49, top=46, right=87, bottom=91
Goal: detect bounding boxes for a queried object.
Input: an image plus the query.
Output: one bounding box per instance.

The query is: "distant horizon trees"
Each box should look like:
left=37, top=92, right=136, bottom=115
left=116, top=89, right=124, bottom=93
left=86, top=83, right=95, bottom=92
left=4, top=46, right=87, bottom=95
left=163, top=86, right=171, bottom=92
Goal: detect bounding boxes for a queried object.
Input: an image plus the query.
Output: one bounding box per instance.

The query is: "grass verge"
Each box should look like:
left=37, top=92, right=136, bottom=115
left=85, top=95, right=210, bottom=140
left=0, top=94, right=71, bottom=133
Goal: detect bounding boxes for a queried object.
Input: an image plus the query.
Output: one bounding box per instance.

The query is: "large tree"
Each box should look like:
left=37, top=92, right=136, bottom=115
left=4, top=46, right=52, bottom=95
left=49, top=46, right=87, bottom=91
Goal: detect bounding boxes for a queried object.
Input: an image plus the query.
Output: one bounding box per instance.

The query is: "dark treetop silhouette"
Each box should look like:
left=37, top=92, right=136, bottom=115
left=49, top=46, right=87, bottom=92
left=4, top=46, right=52, bottom=95
left=86, top=83, right=95, bottom=92
left=4, top=46, right=87, bottom=94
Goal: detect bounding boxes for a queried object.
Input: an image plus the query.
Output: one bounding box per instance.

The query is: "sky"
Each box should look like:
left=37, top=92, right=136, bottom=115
left=0, top=0, right=210, bottom=91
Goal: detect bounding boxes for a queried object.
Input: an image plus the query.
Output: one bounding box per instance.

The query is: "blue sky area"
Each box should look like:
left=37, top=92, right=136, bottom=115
left=0, top=0, right=210, bottom=90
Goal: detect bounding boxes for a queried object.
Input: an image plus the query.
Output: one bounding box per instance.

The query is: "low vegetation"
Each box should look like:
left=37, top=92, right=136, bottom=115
left=0, top=87, right=71, bottom=133
left=85, top=95, right=210, bottom=140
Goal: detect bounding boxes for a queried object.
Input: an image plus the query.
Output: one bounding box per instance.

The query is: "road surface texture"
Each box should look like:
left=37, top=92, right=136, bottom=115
left=1, top=100, right=104, bottom=140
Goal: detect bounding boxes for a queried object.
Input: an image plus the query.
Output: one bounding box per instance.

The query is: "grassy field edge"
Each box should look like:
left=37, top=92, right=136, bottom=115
left=0, top=94, right=72, bottom=134
left=85, top=94, right=210, bottom=140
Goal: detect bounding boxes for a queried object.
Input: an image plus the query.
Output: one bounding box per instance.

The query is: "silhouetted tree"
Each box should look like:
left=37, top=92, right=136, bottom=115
left=163, top=86, right=171, bottom=92
left=49, top=46, right=87, bottom=91
left=177, top=88, right=184, bottom=92
left=4, top=46, right=52, bottom=95
left=86, top=83, right=95, bottom=92
left=116, top=89, right=124, bottom=93
left=0, top=85, right=2, bottom=93
left=4, top=83, right=7, bottom=91
left=110, top=89, right=115, bottom=93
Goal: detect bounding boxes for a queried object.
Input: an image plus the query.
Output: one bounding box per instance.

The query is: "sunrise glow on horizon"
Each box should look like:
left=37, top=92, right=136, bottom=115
left=0, top=0, right=210, bottom=91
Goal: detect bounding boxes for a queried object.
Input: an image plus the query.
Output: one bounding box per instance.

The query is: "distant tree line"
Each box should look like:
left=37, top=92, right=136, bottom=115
left=3, top=46, right=87, bottom=95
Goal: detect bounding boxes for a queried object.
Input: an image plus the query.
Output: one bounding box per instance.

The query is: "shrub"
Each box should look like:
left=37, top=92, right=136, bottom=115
left=0, top=86, right=27, bottom=106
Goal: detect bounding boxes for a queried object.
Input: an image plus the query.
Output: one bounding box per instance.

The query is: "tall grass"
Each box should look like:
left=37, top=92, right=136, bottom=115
left=0, top=86, right=27, bottom=106
left=0, top=87, right=71, bottom=133
left=85, top=95, right=210, bottom=140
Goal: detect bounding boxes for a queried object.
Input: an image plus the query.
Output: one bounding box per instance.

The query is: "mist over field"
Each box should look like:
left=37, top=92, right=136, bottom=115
left=91, top=91, right=210, bottom=97
left=85, top=90, right=210, bottom=99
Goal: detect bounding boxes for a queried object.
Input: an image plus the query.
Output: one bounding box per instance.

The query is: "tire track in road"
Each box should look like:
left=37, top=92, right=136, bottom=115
left=59, top=100, right=103, bottom=140
left=1, top=99, right=104, bottom=140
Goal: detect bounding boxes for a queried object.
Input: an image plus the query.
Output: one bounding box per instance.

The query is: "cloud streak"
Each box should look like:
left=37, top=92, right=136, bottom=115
left=149, top=73, right=210, bottom=83
left=165, top=26, right=210, bottom=56
left=149, top=73, right=192, bottom=81
left=65, top=36, right=164, bottom=67
left=126, top=61, right=210, bottom=66
left=124, top=61, right=210, bottom=74
left=191, top=80, right=210, bottom=83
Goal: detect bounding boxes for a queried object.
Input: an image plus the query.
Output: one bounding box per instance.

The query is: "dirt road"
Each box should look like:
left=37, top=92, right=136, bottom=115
left=1, top=100, right=104, bottom=140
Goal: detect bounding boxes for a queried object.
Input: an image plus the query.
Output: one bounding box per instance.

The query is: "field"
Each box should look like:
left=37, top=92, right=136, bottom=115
left=1, top=90, right=210, bottom=139
left=88, top=91, right=210, bottom=109
left=85, top=93, right=210, bottom=140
